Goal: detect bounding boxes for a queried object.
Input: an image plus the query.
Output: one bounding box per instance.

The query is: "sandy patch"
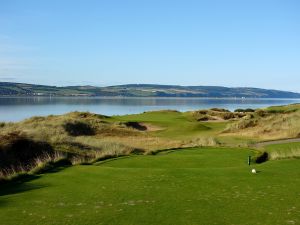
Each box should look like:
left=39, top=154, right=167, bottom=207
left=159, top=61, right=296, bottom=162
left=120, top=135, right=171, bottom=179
left=140, top=123, right=165, bottom=131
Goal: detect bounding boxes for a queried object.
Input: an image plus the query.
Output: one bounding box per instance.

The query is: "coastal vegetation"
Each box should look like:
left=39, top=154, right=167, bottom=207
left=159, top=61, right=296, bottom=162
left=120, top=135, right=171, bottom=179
left=223, top=104, right=300, bottom=140
left=1, top=104, right=300, bottom=181
left=1, top=104, right=300, bottom=224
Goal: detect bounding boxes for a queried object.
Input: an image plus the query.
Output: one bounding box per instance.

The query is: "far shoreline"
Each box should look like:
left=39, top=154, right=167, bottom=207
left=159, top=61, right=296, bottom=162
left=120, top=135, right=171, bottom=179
left=1, top=95, right=300, bottom=100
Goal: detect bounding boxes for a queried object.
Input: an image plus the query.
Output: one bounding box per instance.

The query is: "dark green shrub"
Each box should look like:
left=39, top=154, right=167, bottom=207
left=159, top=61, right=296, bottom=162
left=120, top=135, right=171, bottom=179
left=210, top=108, right=230, bottom=112
left=244, top=108, right=255, bottom=112
left=234, top=109, right=245, bottom=112
left=63, top=121, right=95, bottom=136
left=234, top=108, right=255, bottom=113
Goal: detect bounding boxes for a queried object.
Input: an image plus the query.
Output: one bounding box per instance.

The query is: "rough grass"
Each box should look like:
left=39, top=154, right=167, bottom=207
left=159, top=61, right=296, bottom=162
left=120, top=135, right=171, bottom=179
left=1, top=147, right=300, bottom=225
left=0, top=132, right=54, bottom=170
left=63, top=121, right=95, bottom=136
left=0, top=140, right=140, bottom=182
left=0, top=152, right=69, bottom=182
left=264, top=142, right=300, bottom=160
left=223, top=104, right=300, bottom=140
left=269, top=149, right=300, bottom=160
left=191, top=109, right=248, bottom=121
left=0, top=111, right=141, bottom=153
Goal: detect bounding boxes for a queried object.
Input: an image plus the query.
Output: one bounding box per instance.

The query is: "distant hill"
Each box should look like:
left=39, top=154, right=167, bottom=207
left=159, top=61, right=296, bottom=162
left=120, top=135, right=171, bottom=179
left=1, top=82, right=300, bottom=98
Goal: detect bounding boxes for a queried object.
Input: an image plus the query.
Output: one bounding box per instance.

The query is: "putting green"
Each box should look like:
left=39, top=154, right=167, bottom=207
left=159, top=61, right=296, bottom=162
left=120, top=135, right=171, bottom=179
left=1, top=148, right=299, bottom=225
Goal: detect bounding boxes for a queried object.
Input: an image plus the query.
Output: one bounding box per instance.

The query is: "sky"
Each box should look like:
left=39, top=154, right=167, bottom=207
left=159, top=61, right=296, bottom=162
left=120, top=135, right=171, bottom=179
left=0, top=0, right=300, bottom=91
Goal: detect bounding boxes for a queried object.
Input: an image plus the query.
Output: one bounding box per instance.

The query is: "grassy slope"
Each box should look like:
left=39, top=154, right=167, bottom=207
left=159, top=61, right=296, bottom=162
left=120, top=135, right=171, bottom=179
left=112, top=111, right=217, bottom=138
left=1, top=147, right=300, bottom=225
left=111, top=110, right=251, bottom=144
left=96, top=110, right=219, bottom=152
left=2, top=82, right=300, bottom=97
left=223, top=104, right=300, bottom=140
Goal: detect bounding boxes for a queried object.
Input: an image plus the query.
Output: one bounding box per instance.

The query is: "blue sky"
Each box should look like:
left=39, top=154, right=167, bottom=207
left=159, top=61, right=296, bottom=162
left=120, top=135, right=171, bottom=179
left=0, top=0, right=300, bottom=91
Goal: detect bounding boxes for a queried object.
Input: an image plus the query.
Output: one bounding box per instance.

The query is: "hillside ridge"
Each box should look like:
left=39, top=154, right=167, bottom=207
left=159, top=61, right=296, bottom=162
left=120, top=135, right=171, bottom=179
left=1, top=82, right=300, bottom=98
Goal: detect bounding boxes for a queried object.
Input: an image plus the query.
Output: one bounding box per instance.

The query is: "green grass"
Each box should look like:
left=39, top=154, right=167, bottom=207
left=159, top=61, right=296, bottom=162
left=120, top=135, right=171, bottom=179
left=265, top=104, right=300, bottom=113
left=1, top=147, right=300, bottom=225
left=112, top=111, right=227, bottom=139
left=112, top=110, right=256, bottom=146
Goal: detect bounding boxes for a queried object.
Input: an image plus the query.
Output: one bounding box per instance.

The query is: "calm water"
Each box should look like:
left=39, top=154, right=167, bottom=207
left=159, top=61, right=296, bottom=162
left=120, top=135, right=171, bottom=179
left=0, top=97, right=299, bottom=122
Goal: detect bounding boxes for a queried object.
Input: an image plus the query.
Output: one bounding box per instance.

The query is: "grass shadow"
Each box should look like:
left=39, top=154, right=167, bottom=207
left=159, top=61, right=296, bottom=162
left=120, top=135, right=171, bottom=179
left=147, top=146, right=205, bottom=156
left=0, top=174, right=45, bottom=197
left=0, top=161, right=72, bottom=200
left=0, top=199, right=8, bottom=207
left=94, top=155, right=133, bottom=166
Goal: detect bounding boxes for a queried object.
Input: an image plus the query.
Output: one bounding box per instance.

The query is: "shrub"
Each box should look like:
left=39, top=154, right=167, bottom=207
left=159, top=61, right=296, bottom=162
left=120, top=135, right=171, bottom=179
left=234, top=109, right=244, bottom=112
left=245, top=108, right=255, bottom=112
left=63, top=121, right=95, bottom=136
left=234, top=108, right=255, bottom=113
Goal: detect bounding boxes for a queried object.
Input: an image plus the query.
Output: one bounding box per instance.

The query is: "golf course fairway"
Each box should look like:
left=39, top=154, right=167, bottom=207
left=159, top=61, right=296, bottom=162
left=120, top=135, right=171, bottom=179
left=1, top=147, right=299, bottom=225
